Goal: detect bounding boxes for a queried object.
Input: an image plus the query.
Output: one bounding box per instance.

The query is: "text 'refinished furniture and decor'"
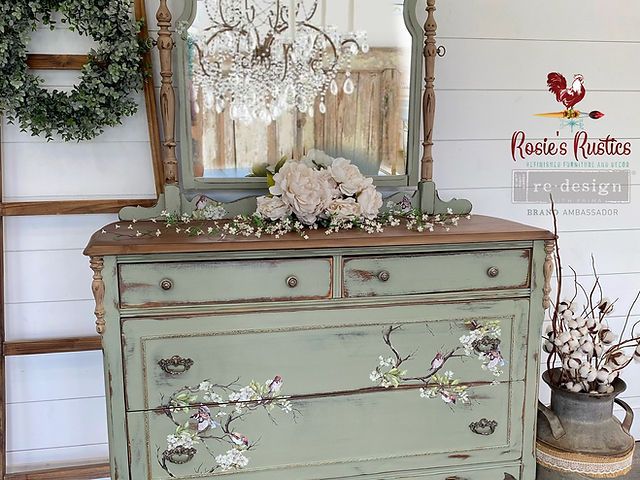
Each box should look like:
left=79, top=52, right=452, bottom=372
left=84, top=1, right=554, bottom=479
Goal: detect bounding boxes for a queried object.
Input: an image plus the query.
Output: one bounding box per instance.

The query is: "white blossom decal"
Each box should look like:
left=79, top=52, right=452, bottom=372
left=158, top=376, right=297, bottom=477
left=370, top=320, right=505, bottom=407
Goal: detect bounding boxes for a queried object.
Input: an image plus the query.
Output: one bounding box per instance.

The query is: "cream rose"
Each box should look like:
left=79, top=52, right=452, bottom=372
left=329, top=158, right=373, bottom=196
left=327, top=197, right=362, bottom=221
left=256, top=195, right=292, bottom=221
left=357, top=186, right=383, bottom=219
left=270, top=162, right=336, bottom=225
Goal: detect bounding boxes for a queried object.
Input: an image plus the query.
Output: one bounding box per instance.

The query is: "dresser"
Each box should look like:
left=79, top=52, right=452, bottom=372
left=84, top=215, right=554, bottom=480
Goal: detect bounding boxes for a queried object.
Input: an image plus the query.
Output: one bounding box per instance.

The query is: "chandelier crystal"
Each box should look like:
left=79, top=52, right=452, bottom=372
left=187, top=0, right=369, bottom=125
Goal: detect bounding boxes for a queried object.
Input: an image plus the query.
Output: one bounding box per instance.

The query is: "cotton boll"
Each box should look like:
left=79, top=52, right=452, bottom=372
left=556, top=331, right=572, bottom=345
left=560, top=343, right=571, bottom=354
left=558, top=301, right=571, bottom=313
left=570, top=329, right=582, bottom=340
left=543, top=340, right=555, bottom=354
left=578, top=326, right=589, bottom=336
left=578, top=364, right=592, bottom=379
left=575, top=316, right=588, bottom=328
left=567, top=339, right=580, bottom=352
left=586, top=317, right=598, bottom=330
left=562, top=309, right=574, bottom=321
left=608, top=353, right=630, bottom=368
left=595, top=344, right=603, bottom=357
left=579, top=341, right=594, bottom=356
left=607, top=371, right=619, bottom=384
left=567, top=319, right=579, bottom=330
left=567, top=382, right=583, bottom=393
left=566, top=355, right=582, bottom=369
left=596, top=366, right=612, bottom=383
left=597, top=383, right=612, bottom=393
left=599, top=329, right=617, bottom=345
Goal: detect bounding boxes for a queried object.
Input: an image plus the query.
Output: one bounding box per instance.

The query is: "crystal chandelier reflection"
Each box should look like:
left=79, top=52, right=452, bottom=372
left=188, top=0, right=369, bottom=124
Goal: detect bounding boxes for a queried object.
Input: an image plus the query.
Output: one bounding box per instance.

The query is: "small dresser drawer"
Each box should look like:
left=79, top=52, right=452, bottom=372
left=118, top=258, right=333, bottom=308
left=343, top=249, right=531, bottom=298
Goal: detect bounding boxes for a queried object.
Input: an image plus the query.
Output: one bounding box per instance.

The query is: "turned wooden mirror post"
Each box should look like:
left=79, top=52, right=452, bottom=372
left=120, top=0, right=471, bottom=221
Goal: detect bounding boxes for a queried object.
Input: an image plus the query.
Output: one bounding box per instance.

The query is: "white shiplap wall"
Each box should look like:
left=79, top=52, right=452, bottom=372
left=2, top=0, right=640, bottom=473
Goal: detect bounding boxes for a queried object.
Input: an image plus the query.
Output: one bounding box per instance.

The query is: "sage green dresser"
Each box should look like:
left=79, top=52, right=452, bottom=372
left=84, top=215, right=554, bottom=480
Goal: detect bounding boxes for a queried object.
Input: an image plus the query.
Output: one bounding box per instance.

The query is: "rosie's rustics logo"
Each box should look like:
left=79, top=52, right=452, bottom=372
left=511, top=72, right=632, bottom=162
left=510, top=73, right=632, bottom=208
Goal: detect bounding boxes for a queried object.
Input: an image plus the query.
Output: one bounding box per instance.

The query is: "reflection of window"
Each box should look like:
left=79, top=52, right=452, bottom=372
left=190, top=48, right=409, bottom=178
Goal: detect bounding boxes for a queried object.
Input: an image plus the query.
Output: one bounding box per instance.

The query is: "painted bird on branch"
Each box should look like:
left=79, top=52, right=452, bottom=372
left=547, top=72, right=586, bottom=111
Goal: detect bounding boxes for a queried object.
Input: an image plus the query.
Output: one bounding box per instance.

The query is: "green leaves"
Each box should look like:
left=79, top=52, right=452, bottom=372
left=0, top=0, right=148, bottom=141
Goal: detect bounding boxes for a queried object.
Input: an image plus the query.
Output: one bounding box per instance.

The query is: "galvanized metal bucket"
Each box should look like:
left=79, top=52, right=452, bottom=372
left=537, top=369, right=635, bottom=479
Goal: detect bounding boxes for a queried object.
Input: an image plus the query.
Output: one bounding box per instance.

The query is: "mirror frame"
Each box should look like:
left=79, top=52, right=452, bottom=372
left=174, top=0, right=424, bottom=193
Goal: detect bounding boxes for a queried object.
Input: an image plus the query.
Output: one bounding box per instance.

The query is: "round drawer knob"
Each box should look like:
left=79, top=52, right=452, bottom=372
left=286, top=276, right=299, bottom=288
left=160, top=279, right=173, bottom=291
left=378, top=270, right=391, bottom=282
left=487, top=267, right=500, bottom=278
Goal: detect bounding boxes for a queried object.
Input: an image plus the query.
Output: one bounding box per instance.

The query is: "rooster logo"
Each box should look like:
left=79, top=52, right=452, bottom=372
left=535, top=72, right=604, bottom=131
left=547, top=73, right=586, bottom=112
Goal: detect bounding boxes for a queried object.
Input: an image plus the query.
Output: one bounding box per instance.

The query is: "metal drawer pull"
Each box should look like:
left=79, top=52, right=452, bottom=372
left=469, top=418, right=498, bottom=435
left=472, top=336, right=501, bottom=354
left=487, top=266, right=500, bottom=278
left=378, top=270, right=391, bottom=282
left=163, top=446, right=196, bottom=464
left=160, top=279, right=173, bottom=291
left=158, top=355, right=194, bottom=375
left=286, top=276, right=299, bottom=288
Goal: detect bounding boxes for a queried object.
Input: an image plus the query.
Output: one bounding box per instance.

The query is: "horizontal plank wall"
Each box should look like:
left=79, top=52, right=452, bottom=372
left=0, top=0, right=163, bottom=476
left=1, top=0, right=639, bottom=477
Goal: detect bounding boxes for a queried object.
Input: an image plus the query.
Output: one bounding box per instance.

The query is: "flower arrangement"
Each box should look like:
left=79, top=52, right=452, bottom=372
left=543, top=210, right=640, bottom=394
left=369, top=320, right=504, bottom=407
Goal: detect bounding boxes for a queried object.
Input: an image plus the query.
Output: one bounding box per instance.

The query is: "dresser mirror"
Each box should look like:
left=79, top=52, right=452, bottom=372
left=175, top=0, right=425, bottom=191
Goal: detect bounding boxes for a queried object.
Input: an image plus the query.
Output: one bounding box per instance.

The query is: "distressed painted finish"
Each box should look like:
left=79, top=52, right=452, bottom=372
left=84, top=219, right=552, bottom=479
left=128, top=383, right=524, bottom=479
left=343, top=249, right=531, bottom=298
left=118, top=258, right=333, bottom=308
left=122, top=300, right=528, bottom=411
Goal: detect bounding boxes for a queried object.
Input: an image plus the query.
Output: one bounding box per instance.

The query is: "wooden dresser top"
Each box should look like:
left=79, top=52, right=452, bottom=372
left=84, top=215, right=554, bottom=257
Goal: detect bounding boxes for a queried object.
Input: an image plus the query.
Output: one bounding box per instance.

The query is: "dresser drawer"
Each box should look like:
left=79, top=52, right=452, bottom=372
left=404, top=464, right=520, bottom=479
left=118, top=258, right=333, bottom=308
left=127, top=382, right=524, bottom=479
left=122, top=300, right=528, bottom=411
left=342, top=249, right=531, bottom=298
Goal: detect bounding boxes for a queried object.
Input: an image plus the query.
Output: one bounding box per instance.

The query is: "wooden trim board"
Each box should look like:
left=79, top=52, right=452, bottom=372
left=3, top=337, right=102, bottom=356
left=26, top=55, right=87, bottom=70
left=5, top=463, right=110, bottom=480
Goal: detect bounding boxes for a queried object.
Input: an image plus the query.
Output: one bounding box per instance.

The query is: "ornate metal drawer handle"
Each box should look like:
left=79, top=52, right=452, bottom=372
left=469, top=418, right=498, bottom=435
left=163, top=446, right=196, bottom=464
left=160, top=278, right=173, bottom=291
left=286, top=276, right=299, bottom=288
left=158, top=355, right=194, bottom=375
left=472, top=336, right=501, bottom=354
left=378, top=270, right=391, bottom=282
left=487, top=266, right=500, bottom=278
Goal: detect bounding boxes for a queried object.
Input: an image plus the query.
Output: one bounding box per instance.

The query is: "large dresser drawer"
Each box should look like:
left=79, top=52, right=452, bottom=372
left=118, top=258, right=333, bottom=308
left=127, top=382, right=524, bottom=479
left=342, top=249, right=531, bottom=298
left=122, top=300, right=528, bottom=411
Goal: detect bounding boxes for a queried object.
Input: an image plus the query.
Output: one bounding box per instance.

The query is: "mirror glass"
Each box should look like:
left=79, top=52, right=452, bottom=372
left=184, top=0, right=413, bottom=181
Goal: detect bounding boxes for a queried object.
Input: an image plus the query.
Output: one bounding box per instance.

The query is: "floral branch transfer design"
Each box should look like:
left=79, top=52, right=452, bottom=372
left=369, top=320, right=504, bottom=406
left=158, top=375, right=297, bottom=476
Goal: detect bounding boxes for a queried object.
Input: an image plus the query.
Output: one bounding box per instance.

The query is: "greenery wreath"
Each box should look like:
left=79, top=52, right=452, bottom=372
left=0, top=0, right=150, bottom=141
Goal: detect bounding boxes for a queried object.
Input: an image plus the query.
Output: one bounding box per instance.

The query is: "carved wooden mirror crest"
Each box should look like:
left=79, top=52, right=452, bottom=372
left=120, top=0, right=471, bottom=221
